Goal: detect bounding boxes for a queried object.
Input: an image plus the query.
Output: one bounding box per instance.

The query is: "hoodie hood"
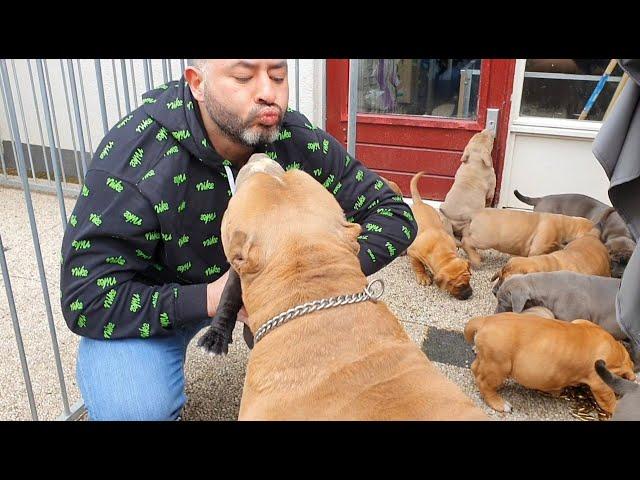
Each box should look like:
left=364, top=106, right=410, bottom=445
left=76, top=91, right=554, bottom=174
left=141, top=77, right=228, bottom=172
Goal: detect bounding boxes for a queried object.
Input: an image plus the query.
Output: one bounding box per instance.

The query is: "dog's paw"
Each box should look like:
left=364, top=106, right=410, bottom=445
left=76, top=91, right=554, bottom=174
left=502, top=401, right=512, bottom=413
left=197, top=327, right=232, bottom=356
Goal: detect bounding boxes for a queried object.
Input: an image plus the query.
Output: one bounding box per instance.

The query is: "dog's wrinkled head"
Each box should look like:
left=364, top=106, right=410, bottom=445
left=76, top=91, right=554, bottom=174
left=461, top=128, right=495, bottom=168
left=494, top=274, right=530, bottom=313
left=436, top=258, right=472, bottom=300
left=606, top=237, right=635, bottom=278
left=222, top=157, right=361, bottom=286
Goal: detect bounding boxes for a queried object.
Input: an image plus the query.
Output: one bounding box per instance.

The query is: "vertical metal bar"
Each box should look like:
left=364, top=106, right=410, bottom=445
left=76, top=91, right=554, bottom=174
left=77, top=60, right=94, bottom=159
left=129, top=59, right=138, bottom=108
left=94, top=59, right=109, bottom=134
left=162, top=59, right=168, bottom=84
left=67, top=60, right=89, bottom=179
left=0, top=134, right=5, bottom=177
left=167, top=59, right=173, bottom=80
left=27, top=59, right=51, bottom=182
left=347, top=59, right=359, bottom=157
left=0, top=235, right=39, bottom=421
left=2, top=59, right=71, bottom=416
left=111, top=59, right=122, bottom=119
left=0, top=69, right=20, bottom=175
left=143, top=58, right=151, bottom=91
left=10, top=60, right=37, bottom=181
left=180, top=58, right=186, bottom=74
left=36, top=60, right=67, bottom=225
left=0, top=68, right=12, bottom=177
left=148, top=59, right=155, bottom=88
left=43, top=60, right=67, bottom=185
left=295, top=59, right=300, bottom=111
left=120, top=59, right=131, bottom=114
left=58, top=59, right=82, bottom=184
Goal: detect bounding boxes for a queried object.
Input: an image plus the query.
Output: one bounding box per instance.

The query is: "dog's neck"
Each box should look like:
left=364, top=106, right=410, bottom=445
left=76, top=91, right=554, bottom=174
left=242, top=240, right=368, bottom=335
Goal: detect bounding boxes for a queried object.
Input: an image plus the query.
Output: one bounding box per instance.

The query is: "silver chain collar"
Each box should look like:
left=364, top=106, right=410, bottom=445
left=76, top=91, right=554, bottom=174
left=253, top=278, right=385, bottom=344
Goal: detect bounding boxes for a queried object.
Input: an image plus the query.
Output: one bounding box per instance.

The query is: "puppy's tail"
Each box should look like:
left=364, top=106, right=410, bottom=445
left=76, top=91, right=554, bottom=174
left=595, top=359, right=637, bottom=396
left=464, top=316, right=487, bottom=345
left=410, top=171, right=427, bottom=206
left=514, top=189, right=541, bottom=207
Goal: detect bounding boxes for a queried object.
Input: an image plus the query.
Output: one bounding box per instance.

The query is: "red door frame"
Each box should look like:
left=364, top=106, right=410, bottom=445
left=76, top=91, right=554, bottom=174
left=326, top=59, right=516, bottom=202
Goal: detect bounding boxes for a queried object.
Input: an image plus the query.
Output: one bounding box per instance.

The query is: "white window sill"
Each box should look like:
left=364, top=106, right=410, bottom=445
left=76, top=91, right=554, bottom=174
left=510, top=116, right=602, bottom=139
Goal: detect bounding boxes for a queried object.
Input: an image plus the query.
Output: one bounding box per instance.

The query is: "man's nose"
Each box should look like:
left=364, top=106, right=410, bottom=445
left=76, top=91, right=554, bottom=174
left=255, top=73, right=277, bottom=105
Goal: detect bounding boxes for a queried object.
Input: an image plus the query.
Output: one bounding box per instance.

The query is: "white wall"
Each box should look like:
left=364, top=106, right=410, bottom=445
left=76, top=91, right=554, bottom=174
left=0, top=59, right=324, bottom=155
left=499, top=133, right=612, bottom=208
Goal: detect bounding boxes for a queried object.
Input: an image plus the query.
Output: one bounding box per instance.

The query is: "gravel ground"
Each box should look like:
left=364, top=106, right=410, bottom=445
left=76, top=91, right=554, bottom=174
left=2, top=187, right=635, bottom=421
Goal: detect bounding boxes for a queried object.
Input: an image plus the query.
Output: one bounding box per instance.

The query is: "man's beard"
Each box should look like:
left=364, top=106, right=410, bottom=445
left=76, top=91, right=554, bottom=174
left=203, top=88, right=283, bottom=147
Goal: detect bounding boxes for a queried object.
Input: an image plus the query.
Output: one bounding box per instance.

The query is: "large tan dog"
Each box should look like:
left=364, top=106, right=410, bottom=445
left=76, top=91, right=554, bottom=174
left=439, top=129, right=496, bottom=237
left=222, top=160, right=487, bottom=420
left=461, top=208, right=595, bottom=267
left=464, top=312, right=636, bottom=414
left=407, top=171, right=472, bottom=300
left=490, top=230, right=611, bottom=293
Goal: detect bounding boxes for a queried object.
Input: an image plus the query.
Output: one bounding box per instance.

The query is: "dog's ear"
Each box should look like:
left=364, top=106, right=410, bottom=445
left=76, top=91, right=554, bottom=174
left=226, top=230, right=261, bottom=274
left=510, top=289, right=528, bottom=313
left=341, top=220, right=362, bottom=255
left=481, top=151, right=493, bottom=168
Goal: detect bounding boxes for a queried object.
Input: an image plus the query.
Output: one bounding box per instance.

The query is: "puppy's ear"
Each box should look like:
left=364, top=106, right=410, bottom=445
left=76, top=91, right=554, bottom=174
left=481, top=151, right=493, bottom=168
left=510, top=289, right=528, bottom=313
left=226, top=230, right=260, bottom=274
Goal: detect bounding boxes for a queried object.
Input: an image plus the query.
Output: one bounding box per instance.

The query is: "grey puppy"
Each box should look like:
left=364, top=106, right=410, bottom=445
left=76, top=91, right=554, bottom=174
left=494, top=271, right=640, bottom=370
left=514, top=190, right=636, bottom=278
left=494, top=271, right=622, bottom=336
left=595, top=360, right=640, bottom=421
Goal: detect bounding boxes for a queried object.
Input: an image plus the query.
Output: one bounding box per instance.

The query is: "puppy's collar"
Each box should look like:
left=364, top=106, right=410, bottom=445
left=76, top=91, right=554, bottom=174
left=253, top=279, right=385, bottom=343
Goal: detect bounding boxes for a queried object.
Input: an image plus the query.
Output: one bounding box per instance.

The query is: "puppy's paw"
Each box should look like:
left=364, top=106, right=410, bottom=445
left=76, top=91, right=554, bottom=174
left=502, top=401, right=512, bottom=413
left=197, top=326, right=233, bottom=356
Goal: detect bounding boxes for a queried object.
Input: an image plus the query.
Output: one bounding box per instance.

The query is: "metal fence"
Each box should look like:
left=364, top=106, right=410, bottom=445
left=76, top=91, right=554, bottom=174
left=0, top=58, right=318, bottom=420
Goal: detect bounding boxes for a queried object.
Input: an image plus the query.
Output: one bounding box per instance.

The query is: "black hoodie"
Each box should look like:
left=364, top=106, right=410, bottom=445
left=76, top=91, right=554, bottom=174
left=60, top=78, right=417, bottom=340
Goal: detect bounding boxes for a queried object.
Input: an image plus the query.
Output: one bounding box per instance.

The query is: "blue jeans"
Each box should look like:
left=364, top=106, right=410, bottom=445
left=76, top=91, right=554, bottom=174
left=76, top=318, right=210, bottom=421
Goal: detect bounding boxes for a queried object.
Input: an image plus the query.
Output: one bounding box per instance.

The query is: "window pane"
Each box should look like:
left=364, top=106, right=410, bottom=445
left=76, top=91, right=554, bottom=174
left=357, top=59, right=481, bottom=119
left=520, top=59, right=624, bottom=121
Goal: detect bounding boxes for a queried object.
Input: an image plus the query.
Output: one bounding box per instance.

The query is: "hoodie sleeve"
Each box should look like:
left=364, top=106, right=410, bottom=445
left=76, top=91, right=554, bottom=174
left=60, top=169, right=209, bottom=340
left=283, top=124, right=418, bottom=276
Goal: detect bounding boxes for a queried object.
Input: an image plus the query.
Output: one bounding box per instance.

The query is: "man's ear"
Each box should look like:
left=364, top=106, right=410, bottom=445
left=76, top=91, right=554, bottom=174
left=227, top=230, right=260, bottom=274
left=185, top=66, right=205, bottom=102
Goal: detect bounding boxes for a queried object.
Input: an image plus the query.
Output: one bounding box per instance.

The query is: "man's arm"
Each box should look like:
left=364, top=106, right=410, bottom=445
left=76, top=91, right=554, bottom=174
left=60, top=169, right=209, bottom=340
left=296, top=125, right=418, bottom=275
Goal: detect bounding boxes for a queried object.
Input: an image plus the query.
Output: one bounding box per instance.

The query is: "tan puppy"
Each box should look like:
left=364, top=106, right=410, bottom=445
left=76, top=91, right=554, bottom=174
left=380, top=176, right=403, bottom=197
left=223, top=161, right=487, bottom=420
left=490, top=230, right=611, bottom=293
left=439, top=129, right=496, bottom=237
left=464, top=313, right=636, bottom=414
left=407, top=171, right=472, bottom=300
left=461, top=208, right=595, bottom=267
